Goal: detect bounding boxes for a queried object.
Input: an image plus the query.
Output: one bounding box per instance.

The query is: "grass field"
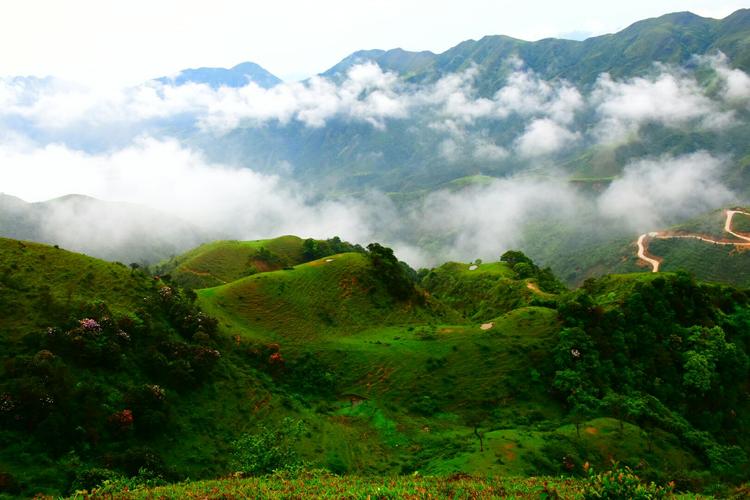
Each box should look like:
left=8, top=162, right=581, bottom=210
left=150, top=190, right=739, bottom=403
left=0, top=237, right=154, bottom=340
left=421, top=261, right=544, bottom=321
left=163, top=236, right=309, bottom=289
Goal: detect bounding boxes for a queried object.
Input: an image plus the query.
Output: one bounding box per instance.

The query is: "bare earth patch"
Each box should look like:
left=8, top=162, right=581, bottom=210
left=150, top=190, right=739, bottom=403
left=480, top=322, right=494, bottom=330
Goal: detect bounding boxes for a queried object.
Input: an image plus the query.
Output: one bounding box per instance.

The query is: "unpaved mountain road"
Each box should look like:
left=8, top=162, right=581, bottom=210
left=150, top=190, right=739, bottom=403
left=636, top=209, right=750, bottom=272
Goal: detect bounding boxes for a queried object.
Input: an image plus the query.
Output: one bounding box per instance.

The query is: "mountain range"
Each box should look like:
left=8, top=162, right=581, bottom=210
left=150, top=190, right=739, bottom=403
left=2, top=9, right=750, bottom=286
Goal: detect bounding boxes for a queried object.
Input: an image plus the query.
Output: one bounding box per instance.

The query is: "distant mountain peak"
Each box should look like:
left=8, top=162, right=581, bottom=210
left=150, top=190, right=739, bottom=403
left=155, top=61, right=282, bottom=89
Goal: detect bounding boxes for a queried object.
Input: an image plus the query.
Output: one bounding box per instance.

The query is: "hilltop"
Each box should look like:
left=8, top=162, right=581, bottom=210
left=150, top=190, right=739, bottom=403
left=323, top=9, right=750, bottom=88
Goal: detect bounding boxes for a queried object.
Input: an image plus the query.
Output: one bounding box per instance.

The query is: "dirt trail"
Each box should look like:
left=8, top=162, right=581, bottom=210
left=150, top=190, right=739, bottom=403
left=725, top=210, right=750, bottom=242
left=180, top=267, right=227, bottom=284
left=636, top=210, right=750, bottom=272
left=637, top=233, right=662, bottom=272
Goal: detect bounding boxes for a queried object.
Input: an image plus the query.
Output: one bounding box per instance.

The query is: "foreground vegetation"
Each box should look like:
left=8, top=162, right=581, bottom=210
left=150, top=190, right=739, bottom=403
left=1, top=236, right=749, bottom=497
left=68, top=468, right=694, bottom=499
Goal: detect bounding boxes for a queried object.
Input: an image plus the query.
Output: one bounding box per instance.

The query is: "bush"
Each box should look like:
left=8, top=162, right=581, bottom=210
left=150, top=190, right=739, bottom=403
left=583, top=465, right=673, bottom=499
left=232, top=418, right=306, bottom=475
left=70, top=467, right=119, bottom=492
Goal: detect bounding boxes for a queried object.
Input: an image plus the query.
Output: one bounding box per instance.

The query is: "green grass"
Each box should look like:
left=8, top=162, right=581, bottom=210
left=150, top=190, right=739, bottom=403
left=198, top=252, right=457, bottom=343
left=422, top=261, right=551, bottom=321
left=731, top=211, right=750, bottom=234
left=0, top=237, right=153, bottom=340
left=74, top=472, right=589, bottom=499
left=163, top=235, right=308, bottom=289
left=671, top=209, right=732, bottom=240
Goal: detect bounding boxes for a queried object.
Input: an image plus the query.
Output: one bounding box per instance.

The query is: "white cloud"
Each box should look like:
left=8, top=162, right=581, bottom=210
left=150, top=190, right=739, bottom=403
left=516, top=118, right=580, bottom=157
left=495, top=69, right=583, bottom=124
left=702, top=52, right=750, bottom=104
left=598, top=151, right=735, bottom=230
left=411, top=175, right=580, bottom=262
left=592, top=70, right=735, bottom=142
left=0, top=136, right=383, bottom=244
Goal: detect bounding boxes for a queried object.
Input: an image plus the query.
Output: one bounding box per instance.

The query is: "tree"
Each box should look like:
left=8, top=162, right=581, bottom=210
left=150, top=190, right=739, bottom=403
left=232, top=418, right=306, bottom=475
left=367, top=243, right=415, bottom=301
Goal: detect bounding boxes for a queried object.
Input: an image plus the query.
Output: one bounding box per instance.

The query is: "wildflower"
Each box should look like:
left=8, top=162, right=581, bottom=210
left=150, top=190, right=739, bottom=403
left=571, top=348, right=581, bottom=358
left=79, top=318, right=101, bottom=332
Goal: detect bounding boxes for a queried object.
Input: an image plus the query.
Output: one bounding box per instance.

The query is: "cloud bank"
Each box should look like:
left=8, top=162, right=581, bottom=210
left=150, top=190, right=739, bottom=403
left=2, top=53, right=746, bottom=158
left=0, top=132, right=737, bottom=267
left=0, top=54, right=747, bottom=269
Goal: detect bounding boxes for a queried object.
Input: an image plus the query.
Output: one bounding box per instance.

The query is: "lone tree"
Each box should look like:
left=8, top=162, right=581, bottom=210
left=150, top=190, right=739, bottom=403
left=367, top=243, right=417, bottom=301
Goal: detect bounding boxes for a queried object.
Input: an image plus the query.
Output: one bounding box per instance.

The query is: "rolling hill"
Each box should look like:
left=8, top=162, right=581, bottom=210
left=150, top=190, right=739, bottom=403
left=1, top=235, right=749, bottom=496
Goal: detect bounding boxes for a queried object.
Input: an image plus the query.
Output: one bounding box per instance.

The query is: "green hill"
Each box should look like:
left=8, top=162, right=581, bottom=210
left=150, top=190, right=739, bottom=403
left=0, top=237, right=153, bottom=340
left=162, top=236, right=308, bottom=289
left=197, top=252, right=456, bottom=342
left=1, top=237, right=749, bottom=497
left=421, top=260, right=556, bottom=321
left=604, top=207, right=750, bottom=287
left=159, top=235, right=363, bottom=289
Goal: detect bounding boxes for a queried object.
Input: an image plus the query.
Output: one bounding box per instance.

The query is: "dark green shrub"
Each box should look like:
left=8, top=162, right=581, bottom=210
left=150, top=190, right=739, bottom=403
left=70, top=467, right=119, bottom=492
left=232, top=418, right=306, bottom=475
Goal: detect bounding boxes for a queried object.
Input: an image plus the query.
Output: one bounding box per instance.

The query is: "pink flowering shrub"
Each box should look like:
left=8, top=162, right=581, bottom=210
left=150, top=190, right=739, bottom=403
left=79, top=318, right=101, bottom=332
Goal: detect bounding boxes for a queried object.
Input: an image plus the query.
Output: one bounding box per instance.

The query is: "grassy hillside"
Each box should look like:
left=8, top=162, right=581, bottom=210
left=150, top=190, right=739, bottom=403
left=2, top=237, right=750, bottom=497
left=160, top=235, right=363, bottom=290
left=0, top=237, right=152, bottom=340
left=162, top=236, right=309, bottom=289
left=197, top=252, right=457, bottom=342
left=649, top=238, right=750, bottom=285
left=421, top=260, right=551, bottom=321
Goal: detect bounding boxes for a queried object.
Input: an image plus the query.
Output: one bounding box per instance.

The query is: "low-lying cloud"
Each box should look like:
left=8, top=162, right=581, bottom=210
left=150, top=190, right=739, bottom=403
left=598, top=152, right=735, bottom=230
left=2, top=53, right=747, bottom=159
left=0, top=132, right=738, bottom=268
left=0, top=54, right=747, bottom=270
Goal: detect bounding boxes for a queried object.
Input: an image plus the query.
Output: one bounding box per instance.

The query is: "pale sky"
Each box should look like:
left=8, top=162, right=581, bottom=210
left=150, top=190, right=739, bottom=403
left=0, top=0, right=747, bottom=85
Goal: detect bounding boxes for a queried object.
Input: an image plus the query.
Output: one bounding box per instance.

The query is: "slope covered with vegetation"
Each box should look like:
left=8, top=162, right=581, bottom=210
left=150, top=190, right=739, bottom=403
left=1, top=236, right=749, bottom=498
left=158, top=235, right=363, bottom=289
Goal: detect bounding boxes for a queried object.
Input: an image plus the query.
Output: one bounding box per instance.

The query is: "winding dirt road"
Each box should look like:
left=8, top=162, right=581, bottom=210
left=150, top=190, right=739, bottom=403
left=636, top=209, right=750, bottom=272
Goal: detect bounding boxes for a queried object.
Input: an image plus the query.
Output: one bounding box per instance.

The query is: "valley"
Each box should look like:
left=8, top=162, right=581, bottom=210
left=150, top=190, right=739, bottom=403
left=2, top=4, right=750, bottom=498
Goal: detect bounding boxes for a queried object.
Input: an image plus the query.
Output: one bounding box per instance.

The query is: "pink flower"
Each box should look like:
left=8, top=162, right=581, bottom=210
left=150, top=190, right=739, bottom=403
left=79, top=318, right=101, bottom=332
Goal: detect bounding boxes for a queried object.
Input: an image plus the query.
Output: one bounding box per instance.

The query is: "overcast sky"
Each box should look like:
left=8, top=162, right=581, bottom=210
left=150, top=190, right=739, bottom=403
left=0, top=0, right=746, bottom=85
